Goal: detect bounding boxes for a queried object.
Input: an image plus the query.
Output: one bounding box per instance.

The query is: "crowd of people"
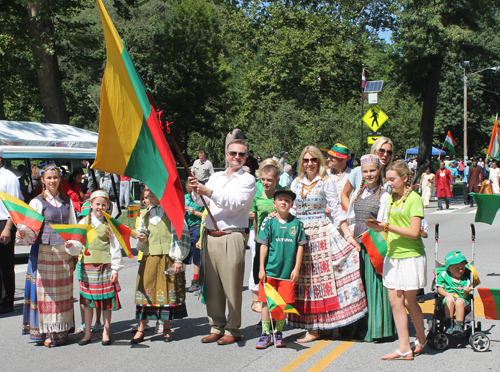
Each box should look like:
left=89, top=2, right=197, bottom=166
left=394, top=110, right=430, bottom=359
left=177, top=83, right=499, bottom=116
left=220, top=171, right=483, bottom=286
left=1, top=137, right=495, bottom=360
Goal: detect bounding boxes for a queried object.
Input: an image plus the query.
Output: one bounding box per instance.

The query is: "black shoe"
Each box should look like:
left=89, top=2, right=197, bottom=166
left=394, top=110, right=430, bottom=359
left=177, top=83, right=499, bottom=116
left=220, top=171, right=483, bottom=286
left=187, top=280, right=199, bottom=293
left=130, top=330, right=145, bottom=344
left=102, top=338, right=113, bottom=346
left=0, top=305, right=14, bottom=314
left=78, top=338, right=92, bottom=346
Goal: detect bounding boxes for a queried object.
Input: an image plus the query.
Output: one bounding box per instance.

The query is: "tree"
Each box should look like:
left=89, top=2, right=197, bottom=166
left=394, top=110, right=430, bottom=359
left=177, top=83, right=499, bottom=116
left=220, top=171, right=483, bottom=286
left=391, top=0, right=500, bottom=170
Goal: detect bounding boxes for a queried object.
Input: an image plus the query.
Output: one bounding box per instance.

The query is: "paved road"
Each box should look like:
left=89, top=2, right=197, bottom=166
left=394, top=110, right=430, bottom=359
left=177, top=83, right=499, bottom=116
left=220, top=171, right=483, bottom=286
left=2, top=193, right=499, bottom=371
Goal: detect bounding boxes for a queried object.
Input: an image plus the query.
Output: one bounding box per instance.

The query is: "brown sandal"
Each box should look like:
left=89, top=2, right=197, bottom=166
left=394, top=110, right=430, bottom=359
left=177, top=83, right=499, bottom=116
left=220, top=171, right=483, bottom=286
left=163, top=328, right=173, bottom=342
left=251, top=301, right=262, bottom=313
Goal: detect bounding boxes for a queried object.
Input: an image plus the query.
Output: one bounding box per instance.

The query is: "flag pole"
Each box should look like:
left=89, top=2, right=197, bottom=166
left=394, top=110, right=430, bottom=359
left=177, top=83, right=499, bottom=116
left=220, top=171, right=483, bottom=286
left=263, top=280, right=277, bottom=349
left=145, top=91, right=220, bottom=231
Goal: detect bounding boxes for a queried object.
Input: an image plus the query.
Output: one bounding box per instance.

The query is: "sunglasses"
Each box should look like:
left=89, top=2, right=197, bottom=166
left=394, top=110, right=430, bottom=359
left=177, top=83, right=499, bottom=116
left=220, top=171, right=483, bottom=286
left=303, top=157, right=318, bottom=163
left=228, top=151, right=247, bottom=158
left=378, top=149, right=393, bottom=156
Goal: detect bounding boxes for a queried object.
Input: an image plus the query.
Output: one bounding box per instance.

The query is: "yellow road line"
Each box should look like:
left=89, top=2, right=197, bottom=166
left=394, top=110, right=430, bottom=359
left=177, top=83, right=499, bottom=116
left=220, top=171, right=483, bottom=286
left=279, top=340, right=330, bottom=372
left=308, top=341, right=354, bottom=372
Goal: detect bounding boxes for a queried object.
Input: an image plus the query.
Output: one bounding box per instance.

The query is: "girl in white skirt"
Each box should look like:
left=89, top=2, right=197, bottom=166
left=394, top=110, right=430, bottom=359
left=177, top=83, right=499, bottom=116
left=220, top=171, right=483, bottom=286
left=367, top=160, right=426, bottom=360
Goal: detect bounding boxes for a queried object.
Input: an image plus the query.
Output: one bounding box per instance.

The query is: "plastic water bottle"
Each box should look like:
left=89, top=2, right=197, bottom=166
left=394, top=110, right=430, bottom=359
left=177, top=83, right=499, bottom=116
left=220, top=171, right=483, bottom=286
left=164, top=264, right=186, bottom=276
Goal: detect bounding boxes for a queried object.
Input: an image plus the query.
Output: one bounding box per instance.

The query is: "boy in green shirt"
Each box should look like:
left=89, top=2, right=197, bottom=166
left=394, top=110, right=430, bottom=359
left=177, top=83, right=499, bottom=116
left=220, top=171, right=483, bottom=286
left=250, top=163, right=280, bottom=312
left=436, top=251, right=472, bottom=334
left=256, top=188, right=306, bottom=349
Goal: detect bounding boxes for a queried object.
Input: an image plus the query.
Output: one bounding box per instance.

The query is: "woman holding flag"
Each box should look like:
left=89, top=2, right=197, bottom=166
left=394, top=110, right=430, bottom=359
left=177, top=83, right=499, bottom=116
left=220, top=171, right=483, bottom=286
left=344, top=154, right=395, bottom=342
left=71, top=190, right=124, bottom=346
left=17, top=164, right=80, bottom=347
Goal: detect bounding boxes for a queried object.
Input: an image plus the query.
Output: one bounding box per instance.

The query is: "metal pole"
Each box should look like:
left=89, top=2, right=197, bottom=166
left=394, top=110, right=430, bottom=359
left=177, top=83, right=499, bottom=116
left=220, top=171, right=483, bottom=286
left=360, top=64, right=364, bottom=156
left=464, top=69, right=468, bottom=160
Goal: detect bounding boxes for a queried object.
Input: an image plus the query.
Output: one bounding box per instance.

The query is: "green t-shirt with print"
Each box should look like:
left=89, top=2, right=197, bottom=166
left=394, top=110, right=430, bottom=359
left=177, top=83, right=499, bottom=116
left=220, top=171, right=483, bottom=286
left=252, top=192, right=276, bottom=230
left=436, top=270, right=470, bottom=299
left=257, top=215, right=307, bottom=279
left=387, top=190, right=425, bottom=258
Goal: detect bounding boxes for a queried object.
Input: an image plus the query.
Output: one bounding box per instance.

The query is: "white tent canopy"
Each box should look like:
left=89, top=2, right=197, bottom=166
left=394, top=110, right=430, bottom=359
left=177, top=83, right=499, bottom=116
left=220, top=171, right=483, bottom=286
left=0, top=120, right=98, bottom=148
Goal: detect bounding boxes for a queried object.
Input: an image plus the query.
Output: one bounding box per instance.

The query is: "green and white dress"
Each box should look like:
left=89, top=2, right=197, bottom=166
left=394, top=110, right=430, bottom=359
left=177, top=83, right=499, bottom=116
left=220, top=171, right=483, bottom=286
left=135, top=205, right=191, bottom=320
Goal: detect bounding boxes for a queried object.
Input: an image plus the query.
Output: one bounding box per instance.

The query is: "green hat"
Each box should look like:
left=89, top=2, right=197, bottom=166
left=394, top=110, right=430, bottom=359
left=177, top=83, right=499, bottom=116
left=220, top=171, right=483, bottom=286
left=445, top=250, right=468, bottom=269
left=328, top=143, right=349, bottom=159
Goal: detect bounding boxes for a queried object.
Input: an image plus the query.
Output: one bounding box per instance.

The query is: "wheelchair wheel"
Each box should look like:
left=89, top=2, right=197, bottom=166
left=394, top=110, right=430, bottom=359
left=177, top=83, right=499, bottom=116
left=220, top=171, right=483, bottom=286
left=433, top=332, right=449, bottom=350
left=469, top=332, right=490, bottom=352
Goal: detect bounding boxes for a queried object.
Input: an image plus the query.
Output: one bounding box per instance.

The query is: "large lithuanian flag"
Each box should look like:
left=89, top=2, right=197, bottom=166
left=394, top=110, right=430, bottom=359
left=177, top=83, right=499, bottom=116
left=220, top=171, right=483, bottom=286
left=93, top=0, right=184, bottom=238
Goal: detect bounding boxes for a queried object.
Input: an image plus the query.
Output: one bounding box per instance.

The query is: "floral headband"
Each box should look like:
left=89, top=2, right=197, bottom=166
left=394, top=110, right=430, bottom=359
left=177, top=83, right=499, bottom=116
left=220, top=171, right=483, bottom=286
left=40, top=165, right=63, bottom=176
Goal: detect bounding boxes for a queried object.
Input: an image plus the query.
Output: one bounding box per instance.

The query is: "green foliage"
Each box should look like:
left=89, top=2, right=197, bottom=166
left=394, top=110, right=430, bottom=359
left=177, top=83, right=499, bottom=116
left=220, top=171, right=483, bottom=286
left=1, top=0, right=499, bottom=167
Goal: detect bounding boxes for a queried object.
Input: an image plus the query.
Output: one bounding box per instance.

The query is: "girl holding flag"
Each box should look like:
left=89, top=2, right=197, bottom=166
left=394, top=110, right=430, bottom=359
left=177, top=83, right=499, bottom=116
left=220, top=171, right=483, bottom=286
left=344, top=154, right=395, bottom=342
left=71, top=190, right=124, bottom=346
left=132, top=185, right=190, bottom=344
left=367, top=161, right=427, bottom=360
left=17, top=164, right=80, bottom=347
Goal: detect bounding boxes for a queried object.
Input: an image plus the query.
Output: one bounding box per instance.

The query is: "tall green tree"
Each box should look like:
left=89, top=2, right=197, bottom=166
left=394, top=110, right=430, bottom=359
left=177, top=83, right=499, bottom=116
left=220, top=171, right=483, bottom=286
left=391, top=0, right=500, bottom=167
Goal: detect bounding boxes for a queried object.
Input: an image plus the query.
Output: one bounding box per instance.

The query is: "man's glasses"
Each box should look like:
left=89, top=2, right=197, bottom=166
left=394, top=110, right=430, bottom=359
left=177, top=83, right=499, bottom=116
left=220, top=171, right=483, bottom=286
left=228, top=151, right=247, bottom=158
left=378, top=149, right=393, bottom=156
left=303, top=157, right=318, bottom=163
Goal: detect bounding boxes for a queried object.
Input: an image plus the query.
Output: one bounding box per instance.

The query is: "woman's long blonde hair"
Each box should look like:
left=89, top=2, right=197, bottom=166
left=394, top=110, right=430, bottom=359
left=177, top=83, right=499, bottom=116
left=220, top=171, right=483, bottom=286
left=297, top=146, right=328, bottom=182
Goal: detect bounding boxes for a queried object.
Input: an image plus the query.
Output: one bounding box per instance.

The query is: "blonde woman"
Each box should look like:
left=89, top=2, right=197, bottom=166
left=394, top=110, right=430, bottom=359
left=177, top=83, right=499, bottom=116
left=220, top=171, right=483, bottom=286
left=288, top=146, right=367, bottom=342
left=341, top=137, right=394, bottom=210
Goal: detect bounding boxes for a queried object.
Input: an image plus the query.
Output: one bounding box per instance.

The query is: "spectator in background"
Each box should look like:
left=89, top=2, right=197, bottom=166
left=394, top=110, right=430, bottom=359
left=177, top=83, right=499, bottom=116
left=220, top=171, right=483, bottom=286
left=467, top=159, right=482, bottom=207
left=191, top=150, right=214, bottom=185
left=435, top=161, right=453, bottom=210
left=463, top=160, right=470, bottom=204
left=81, top=160, right=99, bottom=194
left=279, top=164, right=293, bottom=188
left=119, top=175, right=131, bottom=209
left=69, top=171, right=85, bottom=201
left=257, top=156, right=262, bottom=167
left=0, top=147, right=22, bottom=314
left=246, top=151, right=259, bottom=177
left=457, top=158, right=465, bottom=180
left=277, top=151, right=288, bottom=176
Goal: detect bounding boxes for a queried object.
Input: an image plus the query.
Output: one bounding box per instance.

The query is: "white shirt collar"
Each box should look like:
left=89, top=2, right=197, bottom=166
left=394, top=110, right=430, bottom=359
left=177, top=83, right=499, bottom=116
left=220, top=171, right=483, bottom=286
left=299, top=174, right=322, bottom=185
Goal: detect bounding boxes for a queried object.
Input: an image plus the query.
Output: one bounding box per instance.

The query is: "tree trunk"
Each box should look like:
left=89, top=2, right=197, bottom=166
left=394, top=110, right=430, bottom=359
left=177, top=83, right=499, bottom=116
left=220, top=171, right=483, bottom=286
left=416, top=55, right=444, bottom=182
left=27, top=0, right=68, bottom=124
left=0, top=87, right=5, bottom=120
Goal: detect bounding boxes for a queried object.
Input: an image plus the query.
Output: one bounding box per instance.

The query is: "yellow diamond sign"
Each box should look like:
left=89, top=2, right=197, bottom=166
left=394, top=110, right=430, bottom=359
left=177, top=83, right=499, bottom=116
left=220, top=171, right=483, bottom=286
left=363, top=106, right=388, bottom=131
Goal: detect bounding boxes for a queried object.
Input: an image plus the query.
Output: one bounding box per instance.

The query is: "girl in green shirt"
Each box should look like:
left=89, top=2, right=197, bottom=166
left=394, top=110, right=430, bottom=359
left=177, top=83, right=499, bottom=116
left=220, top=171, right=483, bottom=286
left=367, top=161, right=426, bottom=361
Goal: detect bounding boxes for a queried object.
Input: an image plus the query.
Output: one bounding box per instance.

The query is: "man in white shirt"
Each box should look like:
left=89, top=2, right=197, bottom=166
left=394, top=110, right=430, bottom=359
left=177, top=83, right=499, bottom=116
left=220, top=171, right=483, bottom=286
left=0, top=148, right=22, bottom=313
left=191, top=150, right=214, bottom=185
left=189, top=139, right=256, bottom=345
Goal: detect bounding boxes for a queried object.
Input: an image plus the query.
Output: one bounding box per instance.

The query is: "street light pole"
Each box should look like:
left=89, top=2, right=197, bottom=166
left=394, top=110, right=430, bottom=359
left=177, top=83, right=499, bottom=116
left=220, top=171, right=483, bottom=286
left=463, top=65, right=468, bottom=161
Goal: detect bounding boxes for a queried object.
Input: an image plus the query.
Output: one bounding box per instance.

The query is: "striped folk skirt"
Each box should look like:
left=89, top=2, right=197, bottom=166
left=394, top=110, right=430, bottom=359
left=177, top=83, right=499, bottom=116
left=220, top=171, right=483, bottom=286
left=79, top=263, right=121, bottom=311
left=23, top=244, right=74, bottom=345
left=135, top=254, right=187, bottom=321
left=340, top=246, right=396, bottom=341
left=287, top=223, right=367, bottom=330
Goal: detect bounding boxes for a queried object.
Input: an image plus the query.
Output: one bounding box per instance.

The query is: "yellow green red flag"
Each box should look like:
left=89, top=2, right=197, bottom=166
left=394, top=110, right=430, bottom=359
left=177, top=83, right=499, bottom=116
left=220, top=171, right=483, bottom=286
left=0, top=191, right=43, bottom=231
left=93, top=0, right=184, bottom=239
left=265, top=282, right=299, bottom=321
left=103, top=211, right=135, bottom=258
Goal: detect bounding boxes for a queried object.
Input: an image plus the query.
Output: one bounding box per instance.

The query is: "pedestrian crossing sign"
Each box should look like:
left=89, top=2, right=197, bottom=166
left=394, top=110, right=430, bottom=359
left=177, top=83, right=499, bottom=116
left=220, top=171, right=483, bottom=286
left=363, top=106, right=388, bottom=131
left=367, top=136, right=381, bottom=145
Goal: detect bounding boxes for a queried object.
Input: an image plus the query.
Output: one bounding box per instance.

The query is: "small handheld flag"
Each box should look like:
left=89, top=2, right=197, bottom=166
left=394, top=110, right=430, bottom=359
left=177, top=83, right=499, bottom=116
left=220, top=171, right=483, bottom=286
left=477, top=288, right=500, bottom=320
left=51, top=224, right=92, bottom=245
left=265, top=282, right=299, bottom=321
left=0, top=192, right=44, bottom=231
left=360, top=229, right=388, bottom=275
left=488, top=114, right=499, bottom=161
left=127, top=205, right=141, bottom=218
left=443, top=131, right=457, bottom=154
left=103, top=211, right=135, bottom=258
